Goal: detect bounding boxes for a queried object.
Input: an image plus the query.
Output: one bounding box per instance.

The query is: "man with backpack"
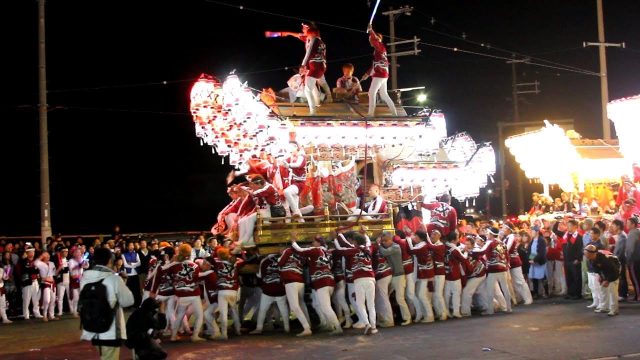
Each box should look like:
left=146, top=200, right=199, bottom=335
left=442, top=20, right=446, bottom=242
left=79, top=247, right=134, bottom=360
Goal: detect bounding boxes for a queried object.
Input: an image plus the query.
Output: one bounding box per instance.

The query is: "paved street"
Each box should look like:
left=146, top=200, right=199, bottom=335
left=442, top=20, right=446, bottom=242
left=2, top=298, right=640, bottom=360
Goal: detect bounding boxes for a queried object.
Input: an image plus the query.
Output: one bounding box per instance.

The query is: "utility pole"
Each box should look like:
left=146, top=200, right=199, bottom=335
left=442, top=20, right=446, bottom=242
left=505, top=56, right=539, bottom=215
left=584, top=0, right=625, bottom=140
left=38, top=0, right=52, bottom=242
left=382, top=6, right=415, bottom=91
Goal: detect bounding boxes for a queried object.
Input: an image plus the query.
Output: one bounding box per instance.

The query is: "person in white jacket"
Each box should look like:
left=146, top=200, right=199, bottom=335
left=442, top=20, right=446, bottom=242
left=80, top=248, right=134, bottom=360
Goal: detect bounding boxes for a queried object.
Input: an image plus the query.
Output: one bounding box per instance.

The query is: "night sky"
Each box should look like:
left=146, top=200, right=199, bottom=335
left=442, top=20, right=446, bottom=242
left=2, top=0, right=640, bottom=236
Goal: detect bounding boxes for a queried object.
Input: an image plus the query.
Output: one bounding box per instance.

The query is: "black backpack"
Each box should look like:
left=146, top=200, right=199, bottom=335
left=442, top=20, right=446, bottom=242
left=78, top=278, right=117, bottom=333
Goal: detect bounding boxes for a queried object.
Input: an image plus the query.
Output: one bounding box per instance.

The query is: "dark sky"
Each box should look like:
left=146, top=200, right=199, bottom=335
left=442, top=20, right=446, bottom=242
left=2, top=0, right=640, bottom=235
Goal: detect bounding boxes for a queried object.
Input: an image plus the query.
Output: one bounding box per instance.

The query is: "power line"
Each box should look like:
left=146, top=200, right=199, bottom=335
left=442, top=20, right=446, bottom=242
left=206, top=0, right=600, bottom=77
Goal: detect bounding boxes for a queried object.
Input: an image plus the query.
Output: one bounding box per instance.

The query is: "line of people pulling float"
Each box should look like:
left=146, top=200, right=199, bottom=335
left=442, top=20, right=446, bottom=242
left=137, top=219, right=623, bottom=343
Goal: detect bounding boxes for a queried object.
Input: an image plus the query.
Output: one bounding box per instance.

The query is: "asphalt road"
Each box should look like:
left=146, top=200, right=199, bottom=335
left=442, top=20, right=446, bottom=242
left=2, top=298, right=640, bottom=360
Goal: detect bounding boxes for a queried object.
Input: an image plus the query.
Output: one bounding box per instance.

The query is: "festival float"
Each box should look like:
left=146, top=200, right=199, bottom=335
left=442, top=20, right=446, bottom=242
left=189, top=73, right=496, bottom=253
left=505, top=95, right=640, bottom=221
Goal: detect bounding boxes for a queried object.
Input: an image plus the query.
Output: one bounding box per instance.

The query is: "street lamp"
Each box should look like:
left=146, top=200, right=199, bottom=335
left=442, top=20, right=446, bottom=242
left=417, top=93, right=427, bottom=103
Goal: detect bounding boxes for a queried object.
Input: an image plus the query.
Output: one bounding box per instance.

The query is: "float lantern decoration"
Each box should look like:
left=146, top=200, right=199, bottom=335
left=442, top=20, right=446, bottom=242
left=189, top=73, right=281, bottom=167
left=608, top=94, right=640, bottom=165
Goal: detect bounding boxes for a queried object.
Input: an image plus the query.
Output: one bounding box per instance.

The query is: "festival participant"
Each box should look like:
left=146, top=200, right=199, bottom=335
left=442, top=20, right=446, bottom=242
left=142, top=249, right=161, bottom=302
left=617, top=179, right=640, bottom=215
left=150, top=244, right=178, bottom=336
left=211, top=247, right=244, bottom=340
left=238, top=175, right=284, bottom=248
left=474, top=227, right=512, bottom=315
left=361, top=24, right=397, bottom=116
left=327, top=241, right=353, bottom=329
left=421, top=193, right=458, bottom=238
left=198, top=258, right=221, bottom=339
left=18, top=243, right=42, bottom=320
left=334, top=231, right=378, bottom=335
left=291, top=234, right=342, bottom=335
left=211, top=186, right=242, bottom=236
left=68, top=248, right=90, bottom=317
left=250, top=253, right=290, bottom=335
left=546, top=225, right=567, bottom=296
left=460, top=236, right=487, bottom=316
left=53, top=245, right=71, bottom=316
left=277, top=241, right=312, bottom=337
left=420, top=229, right=448, bottom=320
left=282, top=142, right=308, bottom=222
left=407, top=230, right=436, bottom=322
left=279, top=22, right=333, bottom=114
left=370, top=236, right=394, bottom=327
left=0, top=261, right=12, bottom=323
left=502, top=223, right=533, bottom=305
left=398, top=229, right=421, bottom=322
left=335, top=63, right=362, bottom=102
left=625, top=216, right=640, bottom=302
left=377, top=233, right=411, bottom=325
left=167, top=244, right=205, bottom=342
left=35, top=251, right=59, bottom=321
left=443, top=232, right=467, bottom=318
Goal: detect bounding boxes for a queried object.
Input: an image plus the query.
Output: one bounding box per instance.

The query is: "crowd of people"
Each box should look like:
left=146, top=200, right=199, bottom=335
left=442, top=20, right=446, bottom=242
left=0, top=200, right=636, bottom=360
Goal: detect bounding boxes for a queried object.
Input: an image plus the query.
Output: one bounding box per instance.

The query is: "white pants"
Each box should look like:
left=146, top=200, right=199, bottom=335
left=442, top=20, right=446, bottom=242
left=283, top=185, right=302, bottom=218
left=304, top=76, right=320, bottom=113
left=444, top=280, right=462, bottom=317
left=156, top=295, right=176, bottom=331
left=332, top=280, right=351, bottom=324
left=374, top=275, right=393, bottom=325
left=56, top=282, right=70, bottom=315
left=347, top=282, right=356, bottom=306
left=588, top=273, right=603, bottom=308
left=367, top=77, right=397, bottom=116
left=0, top=293, right=8, bottom=321
left=41, top=286, right=56, bottom=318
left=547, top=260, right=567, bottom=295
left=406, top=270, right=421, bottom=320
left=510, top=267, right=533, bottom=305
left=255, top=294, right=289, bottom=332
left=22, top=283, right=41, bottom=319
left=432, top=275, right=448, bottom=319
left=354, top=277, right=376, bottom=327
left=171, top=296, right=203, bottom=339
left=492, top=282, right=508, bottom=311
left=313, top=286, right=341, bottom=330
left=599, top=279, right=619, bottom=313
left=416, top=279, right=434, bottom=321
left=461, top=277, right=484, bottom=315
left=390, top=275, right=411, bottom=322
left=203, top=301, right=221, bottom=336
left=218, top=290, right=241, bottom=337
left=238, top=213, right=257, bottom=247
left=485, top=272, right=512, bottom=314
left=284, top=282, right=311, bottom=330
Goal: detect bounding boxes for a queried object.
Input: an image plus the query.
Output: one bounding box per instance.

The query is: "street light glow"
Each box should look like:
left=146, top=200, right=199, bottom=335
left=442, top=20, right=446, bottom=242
left=417, top=93, right=427, bottom=102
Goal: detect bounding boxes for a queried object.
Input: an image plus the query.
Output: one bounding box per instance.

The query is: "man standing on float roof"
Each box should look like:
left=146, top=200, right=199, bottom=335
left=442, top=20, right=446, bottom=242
left=278, top=22, right=333, bottom=114
left=361, top=24, right=397, bottom=117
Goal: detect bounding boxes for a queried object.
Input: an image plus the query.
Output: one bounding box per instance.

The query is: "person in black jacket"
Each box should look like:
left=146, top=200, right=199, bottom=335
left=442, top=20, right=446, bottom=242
left=554, top=219, right=583, bottom=300
left=584, top=245, right=621, bottom=316
left=125, top=297, right=168, bottom=360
